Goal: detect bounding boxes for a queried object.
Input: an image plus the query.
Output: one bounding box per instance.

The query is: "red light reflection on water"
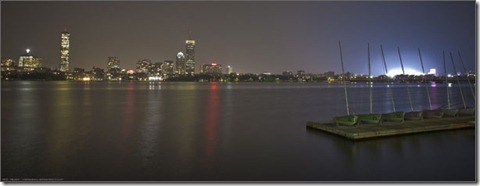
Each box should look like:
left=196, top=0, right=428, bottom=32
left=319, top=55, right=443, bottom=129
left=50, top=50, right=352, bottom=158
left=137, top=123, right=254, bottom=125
left=204, top=82, right=219, bottom=158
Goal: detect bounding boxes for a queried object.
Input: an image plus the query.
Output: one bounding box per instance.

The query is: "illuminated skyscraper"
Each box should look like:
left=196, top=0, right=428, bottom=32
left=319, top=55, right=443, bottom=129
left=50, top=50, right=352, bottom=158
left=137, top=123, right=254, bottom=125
left=185, top=39, right=195, bottom=75
left=59, top=30, right=70, bottom=72
left=175, top=52, right=186, bottom=74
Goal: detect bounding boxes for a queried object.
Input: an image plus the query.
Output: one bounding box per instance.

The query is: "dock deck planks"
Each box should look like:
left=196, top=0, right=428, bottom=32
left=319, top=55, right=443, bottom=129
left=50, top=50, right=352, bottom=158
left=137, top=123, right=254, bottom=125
left=307, top=116, right=475, bottom=140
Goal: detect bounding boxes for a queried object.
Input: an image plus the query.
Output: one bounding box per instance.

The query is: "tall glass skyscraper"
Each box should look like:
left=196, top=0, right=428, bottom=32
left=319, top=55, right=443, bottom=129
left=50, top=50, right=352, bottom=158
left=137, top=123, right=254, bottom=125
left=185, top=39, right=195, bottom=75
left=59, top=30, right=70, bottom=72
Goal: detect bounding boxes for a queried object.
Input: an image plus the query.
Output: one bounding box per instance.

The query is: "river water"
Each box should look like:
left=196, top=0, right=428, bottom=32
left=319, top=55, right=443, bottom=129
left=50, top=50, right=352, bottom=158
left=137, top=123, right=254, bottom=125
left=1, top=81, right=475, bottom=181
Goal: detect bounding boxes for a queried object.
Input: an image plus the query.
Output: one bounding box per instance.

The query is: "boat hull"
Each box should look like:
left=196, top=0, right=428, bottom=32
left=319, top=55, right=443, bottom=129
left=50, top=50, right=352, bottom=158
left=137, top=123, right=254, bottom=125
left=443, top=109, right=459, bottom=117
left=405, top=111, right=423, bottom=120
left=423, top=109, right=444, bottom=119
left=334, top=115, right=359, bottom=126
left=358, top=114, right=382, bottom=125
left=382, top=112, right=405, bottom=123
left=458, top=108, right=475, bottom=116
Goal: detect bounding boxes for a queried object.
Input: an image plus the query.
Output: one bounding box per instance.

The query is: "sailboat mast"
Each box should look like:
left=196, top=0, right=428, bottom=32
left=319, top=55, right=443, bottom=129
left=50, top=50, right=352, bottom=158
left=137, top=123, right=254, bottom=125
left=443, top=51, right=451, bottom=109
left=418, top=48, right=432, bottom=110
left=381, top=45, right=396, bottom=112
left=457, top=51, right=475, bottom=101
left=449, top=52, right=466, bottom=109
left=397, top=47, right=414, bottom=111
left=339, top=41, right=350, bottom=115
left=368, top=43, right=372, bottom=114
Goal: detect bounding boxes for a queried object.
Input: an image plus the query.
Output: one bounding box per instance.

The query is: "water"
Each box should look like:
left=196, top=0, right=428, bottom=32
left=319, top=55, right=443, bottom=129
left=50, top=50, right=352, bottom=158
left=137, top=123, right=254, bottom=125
left=1, top=81, right=475, bottom=181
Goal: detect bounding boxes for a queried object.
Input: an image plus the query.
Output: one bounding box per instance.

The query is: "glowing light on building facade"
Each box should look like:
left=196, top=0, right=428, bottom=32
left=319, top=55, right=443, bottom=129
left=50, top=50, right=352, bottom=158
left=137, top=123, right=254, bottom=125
left=202, top=63, right=222, bottom=75
left=59, top=30, right=70, bottom=72
left=1, top=58, right=15, bottom=72
left=18, top=49, right=42, bottom=71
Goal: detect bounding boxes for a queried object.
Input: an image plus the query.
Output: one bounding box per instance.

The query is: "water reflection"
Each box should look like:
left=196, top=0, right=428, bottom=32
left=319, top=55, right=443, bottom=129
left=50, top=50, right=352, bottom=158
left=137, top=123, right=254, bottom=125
left=45, top=82, right=76, bottom=177
left=2, top=82, right=474, bottom=181
left=204, top=82, right=219, bottom=160
left=148, top=81, right=162, bottom=90
left=139, top=86, right=162, bottom=169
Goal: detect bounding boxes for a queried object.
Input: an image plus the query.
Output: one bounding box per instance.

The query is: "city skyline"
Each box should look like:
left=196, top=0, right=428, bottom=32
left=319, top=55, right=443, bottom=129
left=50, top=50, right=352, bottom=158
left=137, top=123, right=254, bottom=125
left=1, top=1, right=475, bottom=75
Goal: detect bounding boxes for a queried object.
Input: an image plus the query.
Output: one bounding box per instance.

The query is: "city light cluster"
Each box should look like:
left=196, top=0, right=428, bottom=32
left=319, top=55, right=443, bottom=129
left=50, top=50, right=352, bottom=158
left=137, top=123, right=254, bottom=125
left=0, top=29, right=475, bottom=82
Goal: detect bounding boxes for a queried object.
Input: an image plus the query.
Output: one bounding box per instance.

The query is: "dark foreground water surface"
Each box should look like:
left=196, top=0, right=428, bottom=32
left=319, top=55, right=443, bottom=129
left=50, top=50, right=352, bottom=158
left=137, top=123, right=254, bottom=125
left=1, top=81, right=476, bottom=181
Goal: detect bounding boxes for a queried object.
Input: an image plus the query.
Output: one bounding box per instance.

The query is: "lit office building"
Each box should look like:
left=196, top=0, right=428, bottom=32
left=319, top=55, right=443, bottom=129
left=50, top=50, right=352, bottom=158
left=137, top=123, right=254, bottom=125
left=162, top=60, right=175, bottom=76
left=202, top=63, right=222, bottom=75
left=185, top=39, right=195, bottom=75
left=59, top=30, right=70, bottom=72
left=148, top=62, right=162, bottom=76
left=136, top=59, right=152, bottom=73
left=175, top=52, right=186, bottom=74
left=226, top=65, right=233, bottom=74
left=1, top=58, right=15, bottom=71
left=18, top=49, right=42, bottom=71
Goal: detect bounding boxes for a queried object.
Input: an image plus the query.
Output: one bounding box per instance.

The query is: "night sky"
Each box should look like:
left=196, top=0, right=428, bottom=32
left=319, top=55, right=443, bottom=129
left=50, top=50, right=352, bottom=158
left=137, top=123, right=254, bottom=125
left=1, top=1, right=475, bottom=75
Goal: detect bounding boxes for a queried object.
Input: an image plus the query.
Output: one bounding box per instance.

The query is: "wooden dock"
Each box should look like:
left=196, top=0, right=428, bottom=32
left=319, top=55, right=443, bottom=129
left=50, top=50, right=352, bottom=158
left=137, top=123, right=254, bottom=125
left=307, top=116, right=475, bottom=140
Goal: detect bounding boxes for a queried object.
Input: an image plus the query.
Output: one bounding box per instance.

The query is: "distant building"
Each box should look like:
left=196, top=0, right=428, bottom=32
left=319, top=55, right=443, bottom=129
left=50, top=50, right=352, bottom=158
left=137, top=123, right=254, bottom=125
left=185, top=39, right=195, bottom=75
left=72, top=67, right=85, bottom=80
left=226, top=65, right=233, bottom=74
left=202, top=63, right=222, bottom=75
left=162, top=60, right=175, bottom=76
left=18, top=49, right=42, bottom=71
left=148, top=62, right=163, bottom=76
left=106, top=57, right=121, bottom=80
left=1, top=58, right=15, bottom=71
left=106, top=57, right=120, bottom=71
left=136, top=59, right=152, bottom=73
left=59, top=30, right=70, bottom=72
left=175, top=52, right=186, bottom=74
left=92, top=67, right=105, bottom=80
left=282, top=70, right=293, bottom=77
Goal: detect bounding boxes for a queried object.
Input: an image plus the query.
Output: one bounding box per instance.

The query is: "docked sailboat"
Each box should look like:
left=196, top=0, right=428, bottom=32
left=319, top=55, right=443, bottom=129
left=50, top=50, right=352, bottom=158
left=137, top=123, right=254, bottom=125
left=443, top=51, right=459, bottom=117
left=358, top=43, right=382, bottom=125
left=456, top=51, right=475, bottom=116
left=397, top=47, right=423, bottom=120
left=417, top=48, right=445, bottom=119
left=334, top=41, right=359, bottom=127
left=379, top=45, right=405, bottom=123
